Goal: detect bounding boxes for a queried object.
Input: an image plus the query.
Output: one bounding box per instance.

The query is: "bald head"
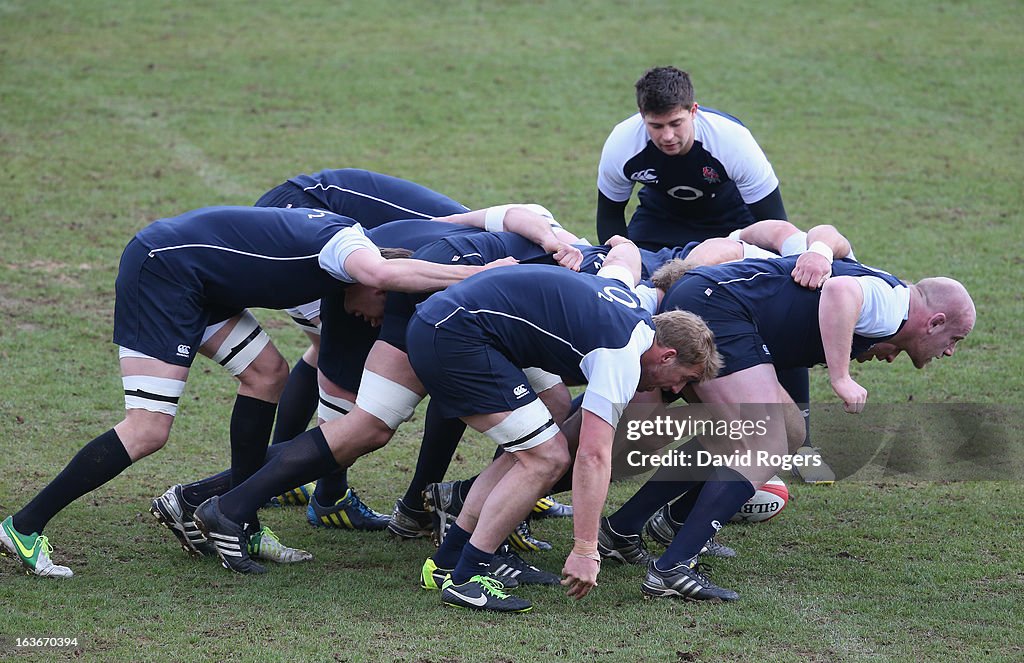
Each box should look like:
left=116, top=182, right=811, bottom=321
left=916, top=277, right=976, bottom=332
left=895, top=277, right=976, bottom=369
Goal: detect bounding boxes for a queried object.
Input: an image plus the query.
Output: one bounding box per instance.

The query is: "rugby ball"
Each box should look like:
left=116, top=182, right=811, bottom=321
left=730, top=475, right=789, bottom=523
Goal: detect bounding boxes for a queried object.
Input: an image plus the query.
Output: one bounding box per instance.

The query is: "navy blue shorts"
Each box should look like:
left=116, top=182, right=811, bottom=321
left=664, top=275, right=772, bottom=377
left=406, top=313, right=539, bottom=419
left=112, top=239, right=238, bottom=366
left=254, top=182, right=326, bottom=209
left=378, top=239, right=482, bottom=352
left=317, top=293, right=380, bottom=392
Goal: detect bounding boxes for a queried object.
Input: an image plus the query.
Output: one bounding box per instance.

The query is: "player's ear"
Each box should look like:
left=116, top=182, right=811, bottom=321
left=928, top=312, right=946, bottom=332
left=661, top=347, right=678, bottom=364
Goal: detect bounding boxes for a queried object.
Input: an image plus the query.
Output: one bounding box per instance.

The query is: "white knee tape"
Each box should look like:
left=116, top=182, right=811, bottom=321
left=523, top=367, right=562, bottom=394
left=123, top=375, right=186, bottom=416
left=484, top=399, right=559, bottom=453
left=355, top=371, right=422, bottom=430
left=210, top=311, right=271, bottom=376
left=318, top=388, right=355, bottom=422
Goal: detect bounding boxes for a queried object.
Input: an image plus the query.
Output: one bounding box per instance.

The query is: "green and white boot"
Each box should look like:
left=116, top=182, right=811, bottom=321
left=0, top=516, right=74, bottom=578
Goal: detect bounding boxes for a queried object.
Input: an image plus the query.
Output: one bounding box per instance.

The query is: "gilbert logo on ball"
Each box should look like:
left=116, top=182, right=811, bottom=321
left=730, top=475, right=789, bottom=523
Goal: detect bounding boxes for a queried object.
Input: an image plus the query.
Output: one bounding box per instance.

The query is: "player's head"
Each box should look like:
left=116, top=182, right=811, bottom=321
left=904, top=277, right=975, bottom=368
left=635, top=66, right=698, bottom=156
left=635, top=66, right=694, bottom=115
left=343, top=247, right=413, bottom=326
left=638, top=310, right=721, bottom=393
left=649, top=258, right=697, bottom=292
left=858, top=277, right=975, bottom=369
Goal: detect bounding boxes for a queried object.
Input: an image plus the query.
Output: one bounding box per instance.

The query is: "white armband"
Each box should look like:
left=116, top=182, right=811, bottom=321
left=597, top=264, right=636, bottom=289
left=808, top=241, right=834, bottom=263
left=484, top=203, right=560, bottom=232
left=727, top=228, right=744, bottom=241
left=780, top=231, right=808, bottom=256
left=484, top=206, right=507, bottom=232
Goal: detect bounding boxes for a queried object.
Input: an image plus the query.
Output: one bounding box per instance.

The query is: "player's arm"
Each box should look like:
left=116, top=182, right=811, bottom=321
left=687, top=219, right=803, bottom=267
left=735, top=219, right=801, bottom=253
left=434, top=204, right=583, bottom=270
left=791, top=224, right=853, bottom=289
left=746, top=185, right=787, bottom=221
left=342, top=247, right=495, bottom=294
left=597, top=235, right=642, bottom=286
left=806, top=224, right=852, bottom=260
left=596, top=192, right=628, bottom=244
left=818, top=276, right=868, bottom=413
left=563, top=409, right=615, bottom=599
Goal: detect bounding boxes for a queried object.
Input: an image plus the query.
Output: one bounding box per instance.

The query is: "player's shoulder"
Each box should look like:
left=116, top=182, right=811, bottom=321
left=694, top=107, right=758, bottom=145
left=602, top=113, right=650, bottom=154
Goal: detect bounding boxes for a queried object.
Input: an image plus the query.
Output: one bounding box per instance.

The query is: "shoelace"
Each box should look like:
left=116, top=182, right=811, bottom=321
left=346, top=493, right=380, bottom=519
left=495, top=550, right=538, bottom=573
left=690, top=561, right=715, bottom=583
left=623, top=532, right=651, bottom=555
left=475, top=575, right=511, bottom=598
left=36, top=535, right=54, bottom=559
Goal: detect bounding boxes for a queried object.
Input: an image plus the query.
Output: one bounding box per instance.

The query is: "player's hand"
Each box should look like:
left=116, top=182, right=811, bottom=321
left=791, top=251, right=832, bottom=290
left=831, top=375, right=867, bottom=413
left=480, top=256, right=519, bottom=271
left=551, top=242, right=584, bottom=271
left=561, top=552, right=600, bottom=599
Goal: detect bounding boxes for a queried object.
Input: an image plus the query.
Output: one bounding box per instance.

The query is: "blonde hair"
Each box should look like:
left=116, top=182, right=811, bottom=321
left=650, top=258, right=699, bottom=292
left=651, top=309, right=721, bottom=382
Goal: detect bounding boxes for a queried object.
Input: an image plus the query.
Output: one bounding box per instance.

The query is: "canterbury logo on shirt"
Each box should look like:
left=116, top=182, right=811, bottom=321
left=630, top=168, right=659, bottom=183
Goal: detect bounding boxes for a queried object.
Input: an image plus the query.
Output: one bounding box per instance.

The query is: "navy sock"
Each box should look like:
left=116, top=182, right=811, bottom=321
left=229, top=395, right=277, bottom=488
left=777, top=367, right=811, bottom=446
left=666, top=482, right=703, bottom=524
left=607, top=477, right=697, bottom=535
left=452, top=542, right=495, bottom=584
left=433, top=522, right=472, bottom=570
left=313, top=468, right=349, bottom=505
left=657, top=467, right=755, bottom=569
left=218, top=427, right=338, bottom=523
left=180, top=470, right=233, bottom=507
left=607, top=437, right=712, bottom=534
left=14, top=428, right=132, bottom=534
left=401, top=402, right=466, bottom=505
left=272, top=357, right=319, bottom=444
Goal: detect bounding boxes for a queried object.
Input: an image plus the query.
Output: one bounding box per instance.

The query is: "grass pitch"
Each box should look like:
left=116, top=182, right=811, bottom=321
left=2, top=1, right=1023, bottom=661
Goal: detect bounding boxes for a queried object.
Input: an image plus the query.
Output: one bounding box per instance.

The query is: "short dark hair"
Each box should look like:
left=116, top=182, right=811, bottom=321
left=635, top=66, right=695, bottom=116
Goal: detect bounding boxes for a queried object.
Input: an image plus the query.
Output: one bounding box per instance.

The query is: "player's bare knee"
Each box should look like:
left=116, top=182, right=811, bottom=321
left=115, top=413, right=172, bottom=460
left=536, top=438, right=572, bottom=482
left=238, top=348, right=289, bottom=396
left=358, top=415, right=397, bottom=452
